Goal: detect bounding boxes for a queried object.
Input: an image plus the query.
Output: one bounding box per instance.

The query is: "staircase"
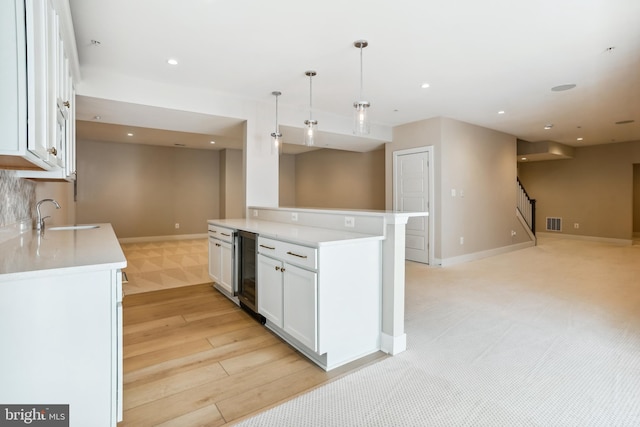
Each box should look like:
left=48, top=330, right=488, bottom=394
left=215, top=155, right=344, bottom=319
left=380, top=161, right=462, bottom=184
left=517, top=178, right=536, bottom=241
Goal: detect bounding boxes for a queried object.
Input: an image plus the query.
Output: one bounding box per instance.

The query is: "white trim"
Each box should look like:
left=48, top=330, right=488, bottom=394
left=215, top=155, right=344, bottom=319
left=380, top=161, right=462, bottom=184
left=380, top=332, right=407, bottom=355
left=516, top=208, right=537, bottom=244
left=392, top=146, right=435, bottom=265
left=118, top=233, right=207, bottom=244
left=440, top=241, right=535, bottom=267
left=536, top=232, right=632, bottom=246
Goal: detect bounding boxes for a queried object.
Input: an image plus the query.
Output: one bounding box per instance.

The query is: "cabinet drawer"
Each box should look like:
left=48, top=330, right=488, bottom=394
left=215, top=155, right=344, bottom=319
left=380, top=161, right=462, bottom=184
left=258, top=237, right=317, bottom=270
left=207, top=225, right=235, bottom=243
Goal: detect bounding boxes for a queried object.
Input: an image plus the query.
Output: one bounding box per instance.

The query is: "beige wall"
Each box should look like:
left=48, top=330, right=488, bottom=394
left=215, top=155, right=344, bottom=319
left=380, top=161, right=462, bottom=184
left=634, top=164, right=640, bottom=234
left=279, top=153, right=296, bottom=207
left=220, top=149, right=244, bottom=219
left=518, top=140, right=640, bottom=240
left=389, top=117, right=528, bottom=261
left=290, top=148, right=385, bottom=210
left=76, top=140, right=220, bottom=238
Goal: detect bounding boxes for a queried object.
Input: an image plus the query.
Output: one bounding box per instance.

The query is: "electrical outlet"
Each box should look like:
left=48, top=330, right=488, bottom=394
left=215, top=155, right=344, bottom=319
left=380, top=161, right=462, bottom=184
left=574, top=223, right=579, bottom=229
left=291, top=212, right=298, bottom=221
left=459, top=236, right=464, bottom=245
left=253, top=210, right=258, bottom=217
left=511, top=230, right=516, bottom=237
left=175, top=223, right=180, bottom=229
left=345, top=216, right=355, bottom=228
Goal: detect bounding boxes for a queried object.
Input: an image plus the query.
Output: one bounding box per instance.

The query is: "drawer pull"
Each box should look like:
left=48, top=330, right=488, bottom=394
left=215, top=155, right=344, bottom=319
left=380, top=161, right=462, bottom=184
left=221, top=232, right=231, bottom=237
left=286, top=251, right=307, bottom=259
left=210, top=230, right=217, bottom=233
left=215, top=243, right=221, bottom=247
left=260, top=244, right=276, bottom=250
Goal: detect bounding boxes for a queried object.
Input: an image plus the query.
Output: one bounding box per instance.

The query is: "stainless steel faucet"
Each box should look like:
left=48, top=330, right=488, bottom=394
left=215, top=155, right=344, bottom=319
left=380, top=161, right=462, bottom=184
left=36, top=199, right=61, bottom=232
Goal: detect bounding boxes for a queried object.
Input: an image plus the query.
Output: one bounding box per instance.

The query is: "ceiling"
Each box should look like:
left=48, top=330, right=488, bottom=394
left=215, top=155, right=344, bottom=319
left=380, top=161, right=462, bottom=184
left=69, top=0, right=640, bottom=153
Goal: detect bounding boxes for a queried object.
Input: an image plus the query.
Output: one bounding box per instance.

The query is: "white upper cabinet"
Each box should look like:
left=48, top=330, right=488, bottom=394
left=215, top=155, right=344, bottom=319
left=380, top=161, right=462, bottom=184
left=1, top=0, right=78, bottom=180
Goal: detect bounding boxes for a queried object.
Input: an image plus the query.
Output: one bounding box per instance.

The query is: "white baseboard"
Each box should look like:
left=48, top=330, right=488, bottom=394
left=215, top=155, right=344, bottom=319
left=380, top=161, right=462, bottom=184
left=118, top=233, right=208, bottom=244
left=381, top=332, right=407, bottom=355
left=536, top=232, right=632, bottom=245
left=440, top=241, right=536, bottom=267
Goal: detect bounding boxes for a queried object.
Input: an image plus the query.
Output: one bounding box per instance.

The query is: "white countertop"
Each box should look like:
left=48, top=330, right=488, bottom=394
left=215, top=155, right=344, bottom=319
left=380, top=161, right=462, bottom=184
left=208, top=219, right=384, bottom=247
left=0, top=223, right=127, bottom=282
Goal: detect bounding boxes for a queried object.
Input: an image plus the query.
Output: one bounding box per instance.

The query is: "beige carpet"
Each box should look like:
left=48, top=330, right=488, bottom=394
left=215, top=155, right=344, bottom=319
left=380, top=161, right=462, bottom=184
left=235, top=236, right=640, bottom=426
left=120, top=239, right=209, bottom=295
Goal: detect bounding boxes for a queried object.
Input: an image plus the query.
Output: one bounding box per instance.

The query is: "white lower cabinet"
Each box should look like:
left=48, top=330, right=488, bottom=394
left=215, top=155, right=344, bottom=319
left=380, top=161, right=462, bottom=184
left=282, top=263, right=318, bottom=352
left=257, top=235, right=380, bottom=370
left=258, top=254, right=318, bottom=353
left=0, top=269, right=123, bottom=426
left=257, top=254, right=284, bottom=327
left=208, top=225, right=235, bottom=296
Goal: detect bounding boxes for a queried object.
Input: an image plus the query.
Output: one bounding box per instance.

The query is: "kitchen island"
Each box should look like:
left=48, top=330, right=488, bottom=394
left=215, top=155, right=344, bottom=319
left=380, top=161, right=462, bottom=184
left=209, top=206, right=426, bottom=369
left=0, top=223, right=126, bottom=427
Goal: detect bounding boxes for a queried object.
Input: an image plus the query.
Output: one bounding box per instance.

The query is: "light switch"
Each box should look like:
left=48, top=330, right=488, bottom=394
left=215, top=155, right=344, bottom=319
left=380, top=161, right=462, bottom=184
left=451, top=189, right=456, bottom=197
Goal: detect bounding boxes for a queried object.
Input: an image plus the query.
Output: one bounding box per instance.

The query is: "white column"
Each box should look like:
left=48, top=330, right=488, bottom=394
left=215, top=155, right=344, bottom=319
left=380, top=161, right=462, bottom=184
left=380, top=214, right=409, bottom=355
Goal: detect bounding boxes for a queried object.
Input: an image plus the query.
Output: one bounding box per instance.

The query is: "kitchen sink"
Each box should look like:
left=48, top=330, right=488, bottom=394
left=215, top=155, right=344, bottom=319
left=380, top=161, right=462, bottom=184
left=48, top=225, right=101, bottom=231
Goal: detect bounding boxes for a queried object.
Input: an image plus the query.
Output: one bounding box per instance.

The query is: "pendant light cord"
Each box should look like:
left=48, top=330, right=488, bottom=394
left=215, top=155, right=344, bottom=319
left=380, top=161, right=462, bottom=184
left=309, top=74, right=313, bottom=121
left=359, top=44, right=364, bottom=101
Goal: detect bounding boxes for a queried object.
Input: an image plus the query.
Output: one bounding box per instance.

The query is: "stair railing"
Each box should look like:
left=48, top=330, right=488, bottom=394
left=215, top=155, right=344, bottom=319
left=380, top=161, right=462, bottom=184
left=517, top=178, right=536, bottom=234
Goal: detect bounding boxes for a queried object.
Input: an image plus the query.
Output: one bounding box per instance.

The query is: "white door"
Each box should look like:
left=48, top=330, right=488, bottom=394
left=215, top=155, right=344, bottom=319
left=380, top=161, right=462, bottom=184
left=394, top=148, right=431, bottom=264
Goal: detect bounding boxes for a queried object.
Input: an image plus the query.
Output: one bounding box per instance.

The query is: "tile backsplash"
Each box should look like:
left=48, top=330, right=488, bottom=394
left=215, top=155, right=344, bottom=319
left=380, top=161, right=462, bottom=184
left=0, top=170, right=35, bottom=228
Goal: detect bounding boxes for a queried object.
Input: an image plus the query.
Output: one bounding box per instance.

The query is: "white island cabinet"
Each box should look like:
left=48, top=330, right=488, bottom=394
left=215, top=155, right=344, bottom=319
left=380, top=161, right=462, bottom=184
left=0, top=224, right=126, bottom=427
left=208, top=217, right=384, bottom=370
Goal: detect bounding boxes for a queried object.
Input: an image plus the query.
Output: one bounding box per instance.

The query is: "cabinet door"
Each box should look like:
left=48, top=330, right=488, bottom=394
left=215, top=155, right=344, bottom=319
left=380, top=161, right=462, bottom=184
left=257, top=255, right=283, bottom=328
left=208, top=237, right=221, bottom=283
left=283, top=263, right=318, bottom=352
left=26, top=0, right=52, bottom=161
left=219, top=240, right=234, bottom=295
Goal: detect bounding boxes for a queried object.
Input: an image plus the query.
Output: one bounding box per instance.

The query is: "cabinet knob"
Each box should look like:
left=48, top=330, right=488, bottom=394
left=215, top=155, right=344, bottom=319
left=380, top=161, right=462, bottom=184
left=48, top=147, right=58, bottom=156
left=281, top=267, right=286, bottom=272
left=275, top=266, right=280, bottom=271
left=63, top=100, right=70, bottom=108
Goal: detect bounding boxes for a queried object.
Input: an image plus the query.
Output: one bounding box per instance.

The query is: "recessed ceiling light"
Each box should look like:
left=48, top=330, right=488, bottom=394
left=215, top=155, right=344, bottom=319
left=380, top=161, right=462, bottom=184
left=421, top=83, right=430, bottom=89
left=127, top=133, right=133, bottom=136
left=167, top=59, right=178, bottom=65
left=544, top=124, right=553, bottom=130
left=93, top=115, right=101, bottom=120
left=551, top=84, right=576, bottom=92
left=210, top=141, right=216, bottom=144
left=577, top=137, right=583, bottom=141
left=498, top=110, right=505, bottom=115
left=521, top=157, right=527, bottom=161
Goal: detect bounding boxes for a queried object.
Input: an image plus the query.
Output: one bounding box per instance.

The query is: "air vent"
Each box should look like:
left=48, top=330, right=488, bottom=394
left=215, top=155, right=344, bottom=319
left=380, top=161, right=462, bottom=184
left=546, top=217, right=562, bottom=232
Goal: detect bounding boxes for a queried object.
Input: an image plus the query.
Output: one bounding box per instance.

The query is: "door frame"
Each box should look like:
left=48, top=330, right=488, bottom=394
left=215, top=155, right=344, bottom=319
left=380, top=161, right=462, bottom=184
left=393, top=146, right=435, bottom=265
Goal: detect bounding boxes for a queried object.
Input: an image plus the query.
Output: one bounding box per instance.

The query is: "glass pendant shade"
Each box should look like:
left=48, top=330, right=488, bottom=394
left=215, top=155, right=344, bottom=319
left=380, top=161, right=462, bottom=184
left=304, top=71, right=317, bottom=147
left=354, top=101, right=370, bottom=135
left=271, top=131, right=282, bottom=155
left=304, top=119, right=317, bottom=146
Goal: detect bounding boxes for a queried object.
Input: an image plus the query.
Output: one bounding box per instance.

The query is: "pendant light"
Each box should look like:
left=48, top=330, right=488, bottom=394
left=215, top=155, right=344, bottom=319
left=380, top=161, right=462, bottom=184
left=304, top=70, right=318, bottom=146
left=353, top=40, right=370, bottom=135
left=270, top=91, right=282, bottom=155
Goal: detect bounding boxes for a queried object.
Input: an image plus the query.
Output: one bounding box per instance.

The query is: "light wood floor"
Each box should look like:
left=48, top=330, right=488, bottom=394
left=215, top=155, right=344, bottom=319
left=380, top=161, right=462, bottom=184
left=119, top=283, right=386, bottom=426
